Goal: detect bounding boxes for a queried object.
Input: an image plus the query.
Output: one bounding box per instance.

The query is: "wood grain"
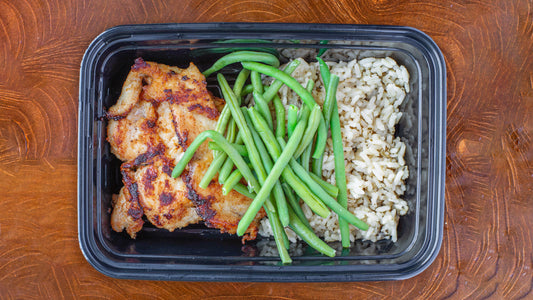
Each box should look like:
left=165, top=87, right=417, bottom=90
left=0, top=0, right=532, bottom=298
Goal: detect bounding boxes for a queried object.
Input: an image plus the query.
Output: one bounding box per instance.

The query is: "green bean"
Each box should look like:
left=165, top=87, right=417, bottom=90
left=273, top=95, right=285, bottom=139
left=218, top=154, right=236, bottom=184
left=299, top=79, right=317, bottom=160
left=222, top=169, right=242, bottom=195
left=310, top=117, right=327, bottom=177
left=233, top=68, right=251, bottom=98
left=281, top=222, right=290, bottom=250
left=288, top=207, right=336, bottom=257
left=284, top=167, right=329, bottom=218
left=262, top=59, right=301, bottom=102
left=213, top=71, right=245, bottom=159
left=199, top=152, right=227, bottom=189
left=248, top=107, right=330, bottom=218
left=218, top=133, right=244, bottom=184
left=233, top=182, right=256, bottom=199
left=203, top=51, right=280, bottom=77
left=250, top=71, right=264, bottom=94
left=241, top=62, right=318, bottom=109
left=306, top=78, right=315, bottom=92
left=241, top=84, right=253, bottom=96
left=213, top=106, right=232, bottom=158
left=321, top=61, right=338, bottom=129
left=217, top=131, right=240, bottom=184
left=312, top=116, right=327, bottom=159
left=287, top=105, right=298, bottom=137
left=253, top=92, right=273, bottom=129
left=243, top=108, right=289, bottom=227
left=171, top=130, right=260, bottom=192
left=300, top=141, right=313, bottom=172
left=318, top=58, right=360, bottom=245
left=250, top=71, right=274, bottom=129
left=298, top=104, right=311, bottom=123
left=311, top=73, right=338, bottom=169
left=294, top=105, right=322, bottom=158
left=311, top=58, right=335, bottom=175
left=272, top=180, right=290, bottom=226
left=301, top=80, right=316, bottom=157
left=265, top=204, right=291, bottom=264
left=317, top=57, right=331, bottom=87
left=311, top=155, right=323, bottom=177
left=309, top=172, right=338, bottom=198
left=209, top=142, right=247, bottom=156
left=331, top=99, right=360, bottom=246
left=226, top=118, right=237, bottom=143
left=236, top=109, right=308, bottom=236
left=269, top=194, right=290, bottom=250
left=291, top=87, right=311, bottom=156
left=282, top=183, right=311, bottom=229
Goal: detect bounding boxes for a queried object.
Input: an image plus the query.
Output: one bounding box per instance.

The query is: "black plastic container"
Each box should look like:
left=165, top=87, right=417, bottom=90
left=78, top=23, right=446, bottom=281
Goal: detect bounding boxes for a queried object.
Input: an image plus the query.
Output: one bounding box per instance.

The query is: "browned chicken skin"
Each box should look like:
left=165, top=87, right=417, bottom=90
left=107, top=58, right=263, bottom=242
left=122, top=153, right=201, bottom=233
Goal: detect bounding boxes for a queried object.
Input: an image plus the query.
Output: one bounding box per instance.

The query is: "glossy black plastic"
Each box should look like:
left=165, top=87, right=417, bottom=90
left=78, top=23, right=446, bottom=281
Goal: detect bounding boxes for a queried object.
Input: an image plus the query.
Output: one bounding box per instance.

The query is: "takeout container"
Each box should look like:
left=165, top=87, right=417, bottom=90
left=78, top=23, right=446, bottom=281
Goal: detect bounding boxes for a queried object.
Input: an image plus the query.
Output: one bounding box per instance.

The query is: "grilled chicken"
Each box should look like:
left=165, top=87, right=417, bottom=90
left=110, top=186, right=144, bottom=239
left=107, top=100, right=160, bottom=162
left=107, top=58, right=262, bottom=241
left=121, top=154, right=201, bottom=232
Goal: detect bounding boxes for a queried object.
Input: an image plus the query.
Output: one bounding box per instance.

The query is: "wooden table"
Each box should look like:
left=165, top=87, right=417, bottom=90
left=1, top=0, right=531, bottom=298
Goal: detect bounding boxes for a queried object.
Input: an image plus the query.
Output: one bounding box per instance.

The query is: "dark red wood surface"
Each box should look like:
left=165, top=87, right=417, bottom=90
left=0, top=0, right=532, bottom=298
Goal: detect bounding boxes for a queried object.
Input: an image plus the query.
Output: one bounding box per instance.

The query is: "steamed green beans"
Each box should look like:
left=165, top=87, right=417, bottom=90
left=287, top=105, right=298, bottom=137
left=236, top=108, right=307, bottom=236
left=248, top=107, right=330, bottom=218
left=174, top=52, right=373, bottom=263
left=273, top=95, right=285, bottom=139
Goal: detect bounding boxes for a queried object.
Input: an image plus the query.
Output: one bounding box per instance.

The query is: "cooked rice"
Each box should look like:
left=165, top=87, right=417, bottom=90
left=258, top=50, right=410, bottom=244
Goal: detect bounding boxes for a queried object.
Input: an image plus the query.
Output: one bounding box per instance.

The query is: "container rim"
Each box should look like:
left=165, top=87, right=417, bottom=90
left=78, top=22, right=446, bottom=282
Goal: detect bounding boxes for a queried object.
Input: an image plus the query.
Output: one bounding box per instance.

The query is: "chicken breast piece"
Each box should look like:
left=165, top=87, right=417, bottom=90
left=110, top=186, right=144, bottom=239
left=156, top=101, right=185, bottom=165
left=108, top=58, right=263, bottom=241
left=107, top=100, right=160, bottom=162
left=127, top=154, right=201, bottom=232
left=106, top=69, right=144, bottom=118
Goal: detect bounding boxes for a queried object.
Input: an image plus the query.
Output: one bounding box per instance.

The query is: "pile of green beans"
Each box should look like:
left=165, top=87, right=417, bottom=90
left=172, top=51, right=368, bottom=264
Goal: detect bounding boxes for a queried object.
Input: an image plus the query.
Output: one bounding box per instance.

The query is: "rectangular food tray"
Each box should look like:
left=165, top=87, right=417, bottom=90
left=78, top=23, right=446, bottom=281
